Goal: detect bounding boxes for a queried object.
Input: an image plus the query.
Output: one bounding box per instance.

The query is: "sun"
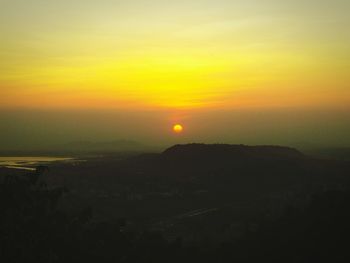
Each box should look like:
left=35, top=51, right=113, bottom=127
left=173, top=124, right=184, bottom=133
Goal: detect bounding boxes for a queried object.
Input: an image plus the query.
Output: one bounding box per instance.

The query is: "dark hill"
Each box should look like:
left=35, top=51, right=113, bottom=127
left=162, top=143, right=304, bottom=161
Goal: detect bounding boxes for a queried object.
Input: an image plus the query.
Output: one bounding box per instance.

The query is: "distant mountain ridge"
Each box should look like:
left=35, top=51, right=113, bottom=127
left=65, top=140, right=144, bottom=151
left=0, top=140, right=154, bottom=155
left=162, top=143, right=304, bottom=161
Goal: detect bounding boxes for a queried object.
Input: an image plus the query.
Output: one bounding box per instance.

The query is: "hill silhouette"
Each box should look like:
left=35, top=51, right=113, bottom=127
left=163, top=143, right=304, bottom=160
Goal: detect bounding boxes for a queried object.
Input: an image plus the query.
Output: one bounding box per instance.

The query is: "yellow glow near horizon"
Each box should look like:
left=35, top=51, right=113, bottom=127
left=0, top=0, right=349, bottom=111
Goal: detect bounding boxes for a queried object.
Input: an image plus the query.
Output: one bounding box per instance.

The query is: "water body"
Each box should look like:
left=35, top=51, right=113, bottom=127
left=0, top=157, right=74, bottom=171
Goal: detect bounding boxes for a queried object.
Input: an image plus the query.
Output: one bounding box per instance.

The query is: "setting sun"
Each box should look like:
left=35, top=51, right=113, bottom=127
left=173, top=124, right=184, bottom=133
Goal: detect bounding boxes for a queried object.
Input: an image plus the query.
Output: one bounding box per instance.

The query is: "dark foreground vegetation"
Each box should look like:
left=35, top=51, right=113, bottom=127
left=1, top=144, right=350, bottom=262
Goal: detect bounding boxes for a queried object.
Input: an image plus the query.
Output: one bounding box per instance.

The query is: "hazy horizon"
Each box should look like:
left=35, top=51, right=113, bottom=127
left=1, top=107, right=349, bottom=152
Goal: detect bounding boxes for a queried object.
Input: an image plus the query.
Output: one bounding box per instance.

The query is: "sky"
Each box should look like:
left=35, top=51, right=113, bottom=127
left=0, top=0, right=349, bottom=150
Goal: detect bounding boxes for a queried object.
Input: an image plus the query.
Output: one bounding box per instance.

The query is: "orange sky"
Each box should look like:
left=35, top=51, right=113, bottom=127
left=1, top=0, right=349, bottom=111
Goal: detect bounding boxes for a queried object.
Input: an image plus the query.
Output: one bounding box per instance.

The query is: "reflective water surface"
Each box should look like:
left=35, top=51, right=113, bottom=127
left=0, top=157, right=74, bottom=170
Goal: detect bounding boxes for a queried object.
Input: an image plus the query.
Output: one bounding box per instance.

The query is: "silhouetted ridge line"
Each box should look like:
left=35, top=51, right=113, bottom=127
left=162, top=143, right=304, bottom=160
